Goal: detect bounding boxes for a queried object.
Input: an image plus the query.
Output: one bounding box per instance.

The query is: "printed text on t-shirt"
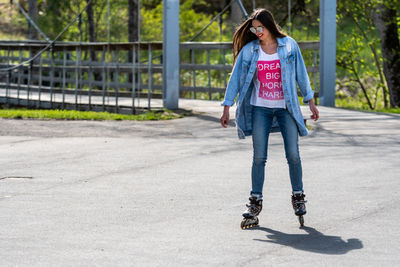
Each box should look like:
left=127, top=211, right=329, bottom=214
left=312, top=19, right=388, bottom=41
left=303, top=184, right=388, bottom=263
left=257, top=59, right=284, bottom=100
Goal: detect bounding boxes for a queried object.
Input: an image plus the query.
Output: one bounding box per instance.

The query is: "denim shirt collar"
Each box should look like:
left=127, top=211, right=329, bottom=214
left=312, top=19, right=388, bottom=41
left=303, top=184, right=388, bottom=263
left=277, top=37, right=286, bottom=47
left=252, top=37, right=286, bottom=51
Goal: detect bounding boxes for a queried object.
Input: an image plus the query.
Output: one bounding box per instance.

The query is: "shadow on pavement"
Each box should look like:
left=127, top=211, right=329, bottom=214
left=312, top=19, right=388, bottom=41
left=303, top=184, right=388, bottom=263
left=251, top=226, right=363, bottom=255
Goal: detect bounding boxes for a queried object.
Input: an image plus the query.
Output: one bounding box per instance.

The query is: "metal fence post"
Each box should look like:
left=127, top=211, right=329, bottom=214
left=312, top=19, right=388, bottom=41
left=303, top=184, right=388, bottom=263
left=38, top=52, right=43, bottom=108
left=6, top=70, right=10, bottom=108
left=223, top=48, right=227, bottom=89
left=162, top=0, right=180, bottom=109
left=17, top=48, right=22, bottom=106
left=319, top=0, right=337, bottom=107
left=147, top=44, right=152, bottom=111
left=131, top=44, right=136, bottom=114
left=75, top=46, right=80, bottom=109
left=191, top=49, right=196, bottom=99
left=207, top=49, right=211, bottom=100
left=88, top=47, right=93, bottom=110
left=102, top=45, right=106, bottom=111
left=114, top=46, right=120, bottom=113
left=27, top=62, right=32, bottom=107
left=6, top=47, right=10, bottom=107
left=62, top=47, right=66, bottom=109
left=137, top=43, right=141, bottom=108
left=50, top=48, right=55, bottom=109
left=313, top=49, right=318, bottom=105
left=27, top=47, right=32, bottom=107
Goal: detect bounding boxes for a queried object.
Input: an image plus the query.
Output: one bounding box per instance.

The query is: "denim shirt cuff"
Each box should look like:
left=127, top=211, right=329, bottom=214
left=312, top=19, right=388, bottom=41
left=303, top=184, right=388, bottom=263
left=302, top=91, right=314, bottom=104
left=221, top=99, right=235, bottom=106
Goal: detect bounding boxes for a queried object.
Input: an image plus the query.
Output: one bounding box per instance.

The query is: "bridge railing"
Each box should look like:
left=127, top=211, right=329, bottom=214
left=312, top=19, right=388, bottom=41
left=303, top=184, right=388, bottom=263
left=180, top=41, right=319, bottom=102
left=0, top=40, right=319, bottom=114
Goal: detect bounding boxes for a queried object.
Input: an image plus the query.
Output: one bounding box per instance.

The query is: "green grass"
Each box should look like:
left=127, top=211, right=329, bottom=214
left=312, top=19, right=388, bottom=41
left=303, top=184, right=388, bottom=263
left=299, top=95, right=400, bottom=115
left=0, top=108, right=184, bottom=120
left=335, top=98, right=400, bottom=114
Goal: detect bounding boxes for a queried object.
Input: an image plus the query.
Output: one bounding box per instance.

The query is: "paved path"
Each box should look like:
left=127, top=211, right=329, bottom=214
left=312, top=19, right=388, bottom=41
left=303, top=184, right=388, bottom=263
left=0, top=100, right=399, bottom=266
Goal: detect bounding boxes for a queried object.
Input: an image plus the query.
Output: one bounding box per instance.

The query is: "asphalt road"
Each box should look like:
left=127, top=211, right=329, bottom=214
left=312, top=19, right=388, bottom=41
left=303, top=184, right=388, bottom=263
left=0, top=100, right=399, bottom=266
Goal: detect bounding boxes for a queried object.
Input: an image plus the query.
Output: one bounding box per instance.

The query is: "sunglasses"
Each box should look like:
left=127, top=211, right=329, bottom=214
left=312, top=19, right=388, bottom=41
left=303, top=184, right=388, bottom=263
left=250, top=26, right=264, bottom=34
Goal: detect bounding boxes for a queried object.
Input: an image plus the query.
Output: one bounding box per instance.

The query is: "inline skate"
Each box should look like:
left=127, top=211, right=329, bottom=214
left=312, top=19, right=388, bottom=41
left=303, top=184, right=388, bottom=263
left=241, top=196, right=263, bottom=229
left=291, top=193, right=307, bottom=227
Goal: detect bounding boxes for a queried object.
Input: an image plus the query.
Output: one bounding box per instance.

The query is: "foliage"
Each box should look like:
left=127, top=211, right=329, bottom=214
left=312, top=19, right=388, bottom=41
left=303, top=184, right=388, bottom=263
left=140, top=0, right=230, bottom=42
left=336, top=0, right=393, bottom=110
left=0, top=0, right=26, bottom=39
left=2, top=0, right=399, bottom=112
left=8, top=0, right=232, bottom=42
left=336, top=97, right=400, bottom=114
left=3, top=0, right=324, bottom=42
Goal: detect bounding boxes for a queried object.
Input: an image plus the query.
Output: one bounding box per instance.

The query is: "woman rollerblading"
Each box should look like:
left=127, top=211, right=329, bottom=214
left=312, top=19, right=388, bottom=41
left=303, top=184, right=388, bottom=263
left=220, top=8, right=319, bottom=229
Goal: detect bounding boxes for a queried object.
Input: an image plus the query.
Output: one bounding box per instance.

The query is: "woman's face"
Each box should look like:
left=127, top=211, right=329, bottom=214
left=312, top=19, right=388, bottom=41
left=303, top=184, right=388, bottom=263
left=250, top=19, right=271, bottom=42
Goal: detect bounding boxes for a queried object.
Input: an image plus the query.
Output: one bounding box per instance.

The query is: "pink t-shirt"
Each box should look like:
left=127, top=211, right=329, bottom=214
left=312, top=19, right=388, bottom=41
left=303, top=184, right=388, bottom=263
left=250, top=47, right=286, bottom=108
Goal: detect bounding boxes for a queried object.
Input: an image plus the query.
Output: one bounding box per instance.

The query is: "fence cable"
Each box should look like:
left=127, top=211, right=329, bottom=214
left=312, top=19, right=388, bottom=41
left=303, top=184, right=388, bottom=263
left=189, top=0, right=234, bottom=42
left=140, top=0, right=236, bottom=64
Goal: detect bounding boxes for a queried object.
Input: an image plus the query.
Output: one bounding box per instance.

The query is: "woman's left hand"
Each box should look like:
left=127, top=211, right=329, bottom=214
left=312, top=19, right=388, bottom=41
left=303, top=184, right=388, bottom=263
left=309, top=99, right=319, bottom=121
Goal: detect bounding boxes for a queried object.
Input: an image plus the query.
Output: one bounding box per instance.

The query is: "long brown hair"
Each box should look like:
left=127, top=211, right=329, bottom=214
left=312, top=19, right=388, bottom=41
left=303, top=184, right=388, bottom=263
left=233, top=9, right=286, bottom=64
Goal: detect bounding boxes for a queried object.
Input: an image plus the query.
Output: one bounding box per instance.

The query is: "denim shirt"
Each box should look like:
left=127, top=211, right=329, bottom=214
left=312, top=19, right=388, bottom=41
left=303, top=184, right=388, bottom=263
left=221, top=36, right=314, bottom=139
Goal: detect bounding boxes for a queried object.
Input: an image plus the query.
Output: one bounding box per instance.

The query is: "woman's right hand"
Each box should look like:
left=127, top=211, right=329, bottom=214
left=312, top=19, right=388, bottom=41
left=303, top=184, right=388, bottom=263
left=220, top=106, right=230, bottom=128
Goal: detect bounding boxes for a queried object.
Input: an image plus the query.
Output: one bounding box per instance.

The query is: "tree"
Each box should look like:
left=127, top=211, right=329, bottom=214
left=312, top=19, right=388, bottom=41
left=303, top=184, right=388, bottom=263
left=86, top=0, right=96, bottom=43
left=86, top=0, right=97, bottom=65
left=128, top=0, right=139, bottom=95
left=336, top=0, right=392, bottom=109
left=28, top=0, right=38, bottom=40
left=371, top=0, right=400, bottom=108
left=128, top=0, right=139, bottom=42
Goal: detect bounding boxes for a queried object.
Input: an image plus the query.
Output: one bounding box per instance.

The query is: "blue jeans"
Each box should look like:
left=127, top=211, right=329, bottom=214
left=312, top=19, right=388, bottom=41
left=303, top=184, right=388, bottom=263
left=251, top=106, right=303, bottom=197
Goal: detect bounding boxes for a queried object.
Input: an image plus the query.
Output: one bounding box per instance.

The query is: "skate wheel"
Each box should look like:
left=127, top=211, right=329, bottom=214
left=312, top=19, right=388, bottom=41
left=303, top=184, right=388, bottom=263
left=240, top=219, right=246, bottom=230
left=298, top=215, right=304, bottom=227
left=240, top=217, right=259, bottom=230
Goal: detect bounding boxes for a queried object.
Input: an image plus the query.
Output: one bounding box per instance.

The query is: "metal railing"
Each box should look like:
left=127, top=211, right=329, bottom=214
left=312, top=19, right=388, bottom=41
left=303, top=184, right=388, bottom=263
left=0, top=40, right=319, bottom=113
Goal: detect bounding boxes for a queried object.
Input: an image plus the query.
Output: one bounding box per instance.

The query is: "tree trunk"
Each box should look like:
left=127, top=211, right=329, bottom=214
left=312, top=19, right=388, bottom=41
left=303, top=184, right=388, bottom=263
left=85, top=0, right=101, bottom=83
left=86, top=1, right=96, bottom=42
left=86, top=0, right=96, bottom=42
left=372, top=2, right=400, bottom=108
left=128, top=0, right=139, bottom=101
left=128, top=0, right=139, bottom=42
left=28, top=0, right=38, bottom=40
